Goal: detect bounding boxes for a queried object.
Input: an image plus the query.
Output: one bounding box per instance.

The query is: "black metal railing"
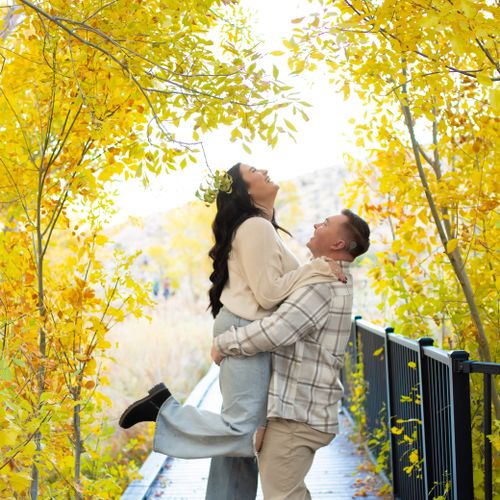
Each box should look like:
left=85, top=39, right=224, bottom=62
left=340, top=316, right=499, bottom=500
left=456, top=360, right=500, bottom=500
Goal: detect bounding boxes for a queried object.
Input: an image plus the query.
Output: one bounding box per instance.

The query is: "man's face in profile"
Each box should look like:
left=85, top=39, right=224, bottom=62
left=306, top=214, right=349, bottom=257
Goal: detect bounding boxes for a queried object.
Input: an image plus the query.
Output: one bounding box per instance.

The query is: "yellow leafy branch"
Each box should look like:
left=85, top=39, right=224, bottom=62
left=0, top=409, right=52, bottom=472
left=18, top=0, right=168, bottom=136
left=343, top=0, right=499, bottom=81
left=475, top=37, right=500, bottom=75
left=52, top=13, right=244, bottom=80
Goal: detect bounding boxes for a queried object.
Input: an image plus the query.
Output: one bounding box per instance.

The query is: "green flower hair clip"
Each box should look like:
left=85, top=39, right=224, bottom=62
left=196, top=169, right=233, bottom=205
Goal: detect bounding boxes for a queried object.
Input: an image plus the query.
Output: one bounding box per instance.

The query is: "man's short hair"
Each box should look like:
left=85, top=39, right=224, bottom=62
left=341, top=209, right=370, bottom=258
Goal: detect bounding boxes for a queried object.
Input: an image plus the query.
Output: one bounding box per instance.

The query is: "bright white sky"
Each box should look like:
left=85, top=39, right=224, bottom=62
left=109, top=0, right=365, bottom=225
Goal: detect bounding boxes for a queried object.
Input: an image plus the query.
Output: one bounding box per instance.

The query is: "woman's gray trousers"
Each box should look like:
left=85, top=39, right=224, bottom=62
left=153, top=307, right=271, bottom=461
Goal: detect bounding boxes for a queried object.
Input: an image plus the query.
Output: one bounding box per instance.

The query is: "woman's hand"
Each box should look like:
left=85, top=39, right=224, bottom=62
left=325, top=258, right=347, bottom=283
left=211, top=343, right=225, bottom=366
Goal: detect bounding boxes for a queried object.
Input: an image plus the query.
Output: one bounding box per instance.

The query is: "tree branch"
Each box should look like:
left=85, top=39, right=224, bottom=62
left=0, top=410, right=52, bottom=472
left=0, top=87, right=36, bottom=165
left=18, top=0, right=170, bottom=136
left=0, top=158, right=35, bottom=227
left=41, top=174, right=75, bottom=257
left=475, top=37, right=500, bottom=74
left=342, top=2, right=491, bottom=80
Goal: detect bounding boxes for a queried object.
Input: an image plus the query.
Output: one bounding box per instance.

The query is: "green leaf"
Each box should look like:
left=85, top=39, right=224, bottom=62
left=284, top=119, right=297, bottom=132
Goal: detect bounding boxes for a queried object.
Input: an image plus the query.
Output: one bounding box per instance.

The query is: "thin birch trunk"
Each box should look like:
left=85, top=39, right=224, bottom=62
left=401, top=101, right=500, bottom=419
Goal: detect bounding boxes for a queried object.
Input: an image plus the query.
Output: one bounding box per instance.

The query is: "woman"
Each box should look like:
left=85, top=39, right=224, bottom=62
left=119, top=162, right=344, bottom=499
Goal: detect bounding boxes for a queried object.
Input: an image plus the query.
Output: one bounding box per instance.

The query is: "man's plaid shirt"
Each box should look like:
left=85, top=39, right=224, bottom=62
left=215, top=262, right=353, bottom=434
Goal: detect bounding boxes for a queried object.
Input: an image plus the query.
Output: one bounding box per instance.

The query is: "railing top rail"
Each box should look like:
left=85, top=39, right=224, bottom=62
left=354, top=318, right=386, bottom=338
left=355, top=318, right=423, bottom=351
left=456, top=360, right=500, bottom=375
left=387, top=332, right=421, bottom=351
left=354, top=317, right=500, bottom=374
left=420, top=345, right=465, bottom=365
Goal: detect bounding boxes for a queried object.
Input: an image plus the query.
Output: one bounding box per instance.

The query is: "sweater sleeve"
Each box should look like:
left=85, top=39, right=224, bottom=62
left=215, top=285, right=325, bottom=356
left=232, top=217, right=335, bottom=310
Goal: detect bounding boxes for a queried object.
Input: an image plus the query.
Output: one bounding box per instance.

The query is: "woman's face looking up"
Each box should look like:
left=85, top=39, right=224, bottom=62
left=240, top=164, right=279, bottom=206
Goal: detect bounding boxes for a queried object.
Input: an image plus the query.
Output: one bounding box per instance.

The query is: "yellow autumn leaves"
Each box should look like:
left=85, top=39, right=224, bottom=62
left=0, top=0, right=302, bottom=496
left=282, top=2, right=498, bottom=496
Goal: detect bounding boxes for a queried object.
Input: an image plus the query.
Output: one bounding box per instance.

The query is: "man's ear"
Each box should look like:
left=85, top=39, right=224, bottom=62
left=330, top=239, right=346, bottom=251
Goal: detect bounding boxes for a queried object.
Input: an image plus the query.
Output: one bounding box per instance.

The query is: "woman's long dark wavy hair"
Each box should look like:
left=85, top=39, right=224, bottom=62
left=208, top=162, right=290, bottom=318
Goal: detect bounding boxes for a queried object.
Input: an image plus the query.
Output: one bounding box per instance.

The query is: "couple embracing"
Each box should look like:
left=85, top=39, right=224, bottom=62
left=120, top=163, right=370, bottom=500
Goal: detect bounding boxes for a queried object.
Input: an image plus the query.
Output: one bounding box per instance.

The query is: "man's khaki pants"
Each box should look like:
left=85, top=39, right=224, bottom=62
left=257, top=418, right=335, bottom=500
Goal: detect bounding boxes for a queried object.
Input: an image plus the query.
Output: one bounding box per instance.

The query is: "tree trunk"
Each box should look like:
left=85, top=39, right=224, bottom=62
left=31, top=166, right=47, bottom=498
left=401, top=102, right=500, bottom=419
left=73, top=399, right=83, bottom=500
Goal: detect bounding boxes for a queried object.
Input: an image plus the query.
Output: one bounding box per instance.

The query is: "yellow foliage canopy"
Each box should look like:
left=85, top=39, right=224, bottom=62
left=0, top=0, right=298, bottom=496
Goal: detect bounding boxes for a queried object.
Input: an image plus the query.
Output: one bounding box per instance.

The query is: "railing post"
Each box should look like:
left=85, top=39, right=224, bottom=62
left=449, top=350, right=474, bottom=500
left=416, top=337, right=434, bottom=499
left=383, top=326, right=398, bottom=497
left=353, top=315, right=361, bottom=365
left=484, top=373, right=492, bottom=500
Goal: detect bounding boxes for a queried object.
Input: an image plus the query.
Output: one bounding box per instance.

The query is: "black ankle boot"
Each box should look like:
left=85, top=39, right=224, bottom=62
left=119, top=383, right=171, bottom=429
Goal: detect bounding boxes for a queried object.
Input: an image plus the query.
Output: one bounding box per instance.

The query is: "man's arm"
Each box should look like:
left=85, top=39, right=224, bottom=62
left=214, top=285, right=328, bottom=357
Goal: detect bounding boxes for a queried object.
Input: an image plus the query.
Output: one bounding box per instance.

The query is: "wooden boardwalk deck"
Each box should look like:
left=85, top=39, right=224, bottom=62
left=122, top=365, right=390, bottom=499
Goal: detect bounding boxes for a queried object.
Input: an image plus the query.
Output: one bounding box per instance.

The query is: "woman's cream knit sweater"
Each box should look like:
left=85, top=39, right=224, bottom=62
left=220, top=216, right=337, bottom=321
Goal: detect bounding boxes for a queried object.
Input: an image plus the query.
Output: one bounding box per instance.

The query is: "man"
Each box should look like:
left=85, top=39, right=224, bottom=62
left=210, top=209, right=370, bottom=500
